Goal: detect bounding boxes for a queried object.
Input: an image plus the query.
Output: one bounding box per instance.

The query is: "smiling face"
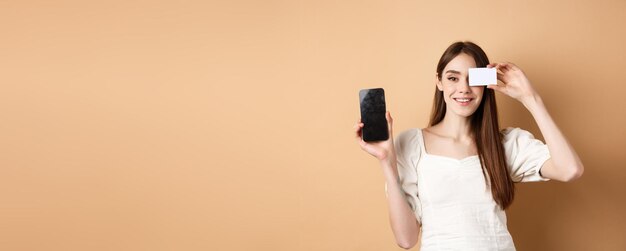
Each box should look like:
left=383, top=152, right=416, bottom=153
left=436, top=53, right=485, bottom=118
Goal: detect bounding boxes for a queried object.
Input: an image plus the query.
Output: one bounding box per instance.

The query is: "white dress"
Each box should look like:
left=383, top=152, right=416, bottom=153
left=387, top=127, right=551, bottom=251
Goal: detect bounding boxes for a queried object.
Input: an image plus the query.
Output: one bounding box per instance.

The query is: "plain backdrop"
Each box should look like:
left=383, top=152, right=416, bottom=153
left=1, top=0, right=625, bottom=250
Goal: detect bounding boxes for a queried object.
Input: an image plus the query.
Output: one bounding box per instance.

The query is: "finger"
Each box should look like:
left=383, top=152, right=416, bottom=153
left=488, top=63, right=500, bottom=70
left=386, top=111, right=393, bottom=134
left=502, top=63, right=515, bottom=72
left=494, top=63, right=505, bottom=72
left=355, top=123, right=364, bottom=137
left=358, top=138, right=367, bottom=148
left=354, top=118, right=363, bottom=131
left=355, top=129, right=363, bottom=141
left=507, top=62, right=520, bottom=71
left=354, top=123, right=363, bottom=139
left=497, top=72, right=506, bottom=82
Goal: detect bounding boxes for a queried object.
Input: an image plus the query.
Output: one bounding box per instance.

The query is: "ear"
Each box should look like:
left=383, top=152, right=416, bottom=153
left=435, top=73, right=443, bottom=91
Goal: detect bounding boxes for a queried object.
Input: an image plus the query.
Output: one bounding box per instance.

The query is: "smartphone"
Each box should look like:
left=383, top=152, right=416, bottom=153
left=359, top=88, right=389, bottom=142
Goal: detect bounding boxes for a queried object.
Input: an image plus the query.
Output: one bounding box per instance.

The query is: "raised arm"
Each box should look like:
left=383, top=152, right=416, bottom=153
left=488, top=62, right=584, bottom=182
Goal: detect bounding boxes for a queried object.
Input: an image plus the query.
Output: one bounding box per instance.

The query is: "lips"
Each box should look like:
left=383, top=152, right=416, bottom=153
left=453, top=97, right=474, bottom=106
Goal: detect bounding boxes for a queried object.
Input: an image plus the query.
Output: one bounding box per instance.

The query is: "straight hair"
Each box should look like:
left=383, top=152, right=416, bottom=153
left=431, top=41, right=515, bottom=210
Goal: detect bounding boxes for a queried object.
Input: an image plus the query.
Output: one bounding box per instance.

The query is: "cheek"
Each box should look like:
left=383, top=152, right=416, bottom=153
left=442, top=85, right=455, bottom=95
left=472, top=87, right=484, bottom=98
left=442, top=89, right=454, bottom=102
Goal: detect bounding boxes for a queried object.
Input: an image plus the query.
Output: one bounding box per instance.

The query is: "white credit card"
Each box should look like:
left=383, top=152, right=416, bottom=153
left=468, top=68, right=497, bottom=86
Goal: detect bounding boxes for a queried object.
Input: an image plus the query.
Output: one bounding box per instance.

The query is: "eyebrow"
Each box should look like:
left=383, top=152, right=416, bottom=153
left=445, top=70, right=461, bottom=74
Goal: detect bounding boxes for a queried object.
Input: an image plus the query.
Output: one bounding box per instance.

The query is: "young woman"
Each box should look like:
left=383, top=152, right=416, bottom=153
left=354, top=41, right=584, bottom=250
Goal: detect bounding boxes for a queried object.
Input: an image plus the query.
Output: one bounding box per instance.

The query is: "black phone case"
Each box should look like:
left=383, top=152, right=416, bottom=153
left=359, top=88, right=389, bottom=142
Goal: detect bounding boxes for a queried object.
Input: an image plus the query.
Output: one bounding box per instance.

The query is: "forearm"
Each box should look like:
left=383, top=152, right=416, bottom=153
left=380, top=156, right=420, bottom=249
left=522, top=94, right=585, bottom=179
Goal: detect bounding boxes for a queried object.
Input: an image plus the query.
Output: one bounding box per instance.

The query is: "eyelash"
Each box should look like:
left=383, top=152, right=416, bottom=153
left=448, top=77, right=458, bottom=81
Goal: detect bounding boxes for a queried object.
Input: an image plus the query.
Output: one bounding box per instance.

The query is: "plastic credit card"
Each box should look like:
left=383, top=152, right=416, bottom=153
left=468, top=68, right=497, bottom=86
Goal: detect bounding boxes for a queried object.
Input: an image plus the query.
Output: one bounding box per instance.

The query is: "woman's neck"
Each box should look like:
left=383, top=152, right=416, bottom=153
left=430, top=113, right=473, bottom=141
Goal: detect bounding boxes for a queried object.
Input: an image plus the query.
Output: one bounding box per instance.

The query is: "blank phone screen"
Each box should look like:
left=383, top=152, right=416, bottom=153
left=359, top=88, right=389, bottom=142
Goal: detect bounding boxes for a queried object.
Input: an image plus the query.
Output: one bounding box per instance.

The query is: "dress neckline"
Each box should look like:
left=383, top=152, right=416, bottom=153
left=417, top=128, right=479, bottom=163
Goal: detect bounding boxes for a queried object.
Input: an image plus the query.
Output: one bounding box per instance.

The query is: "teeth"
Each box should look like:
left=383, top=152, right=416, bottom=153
left=455, top=98, right=470, bottom=102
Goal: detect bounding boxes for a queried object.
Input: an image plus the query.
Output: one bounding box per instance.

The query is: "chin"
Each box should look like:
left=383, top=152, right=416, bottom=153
left=457, top=112, right=475, bottom=117
left=450, top=107, right=478, bottom=118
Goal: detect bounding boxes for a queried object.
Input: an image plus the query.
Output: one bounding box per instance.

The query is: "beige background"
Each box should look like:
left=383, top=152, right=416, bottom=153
left=1, top=0, right=625, bottom=250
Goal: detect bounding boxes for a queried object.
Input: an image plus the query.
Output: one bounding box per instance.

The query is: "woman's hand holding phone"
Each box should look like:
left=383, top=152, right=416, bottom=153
left=354, top=111, right=395, bottom=162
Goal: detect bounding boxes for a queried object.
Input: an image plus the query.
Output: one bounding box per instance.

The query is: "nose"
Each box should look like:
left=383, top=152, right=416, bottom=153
left=458, top=77, right=471, bottom=93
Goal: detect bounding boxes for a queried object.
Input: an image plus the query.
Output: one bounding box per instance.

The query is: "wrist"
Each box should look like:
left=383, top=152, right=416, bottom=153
left=379, top=151, right=396, bottom=166
left=381, top=160, right=400, bottom=186
left=521, top=93, right=543, bottom=113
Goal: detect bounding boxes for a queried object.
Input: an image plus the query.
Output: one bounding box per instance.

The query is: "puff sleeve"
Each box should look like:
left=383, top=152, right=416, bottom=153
left=385, top=129, right=422, bottom=223
left=502, top=127, right=552, bottom=182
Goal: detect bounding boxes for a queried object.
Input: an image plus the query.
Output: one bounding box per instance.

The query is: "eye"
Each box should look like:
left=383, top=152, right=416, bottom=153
left=447, top=76, right=458, bottom=81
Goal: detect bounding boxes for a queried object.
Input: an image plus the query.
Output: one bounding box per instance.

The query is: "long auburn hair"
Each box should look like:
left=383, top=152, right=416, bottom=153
left=430, top=41, right=515, bottom=210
